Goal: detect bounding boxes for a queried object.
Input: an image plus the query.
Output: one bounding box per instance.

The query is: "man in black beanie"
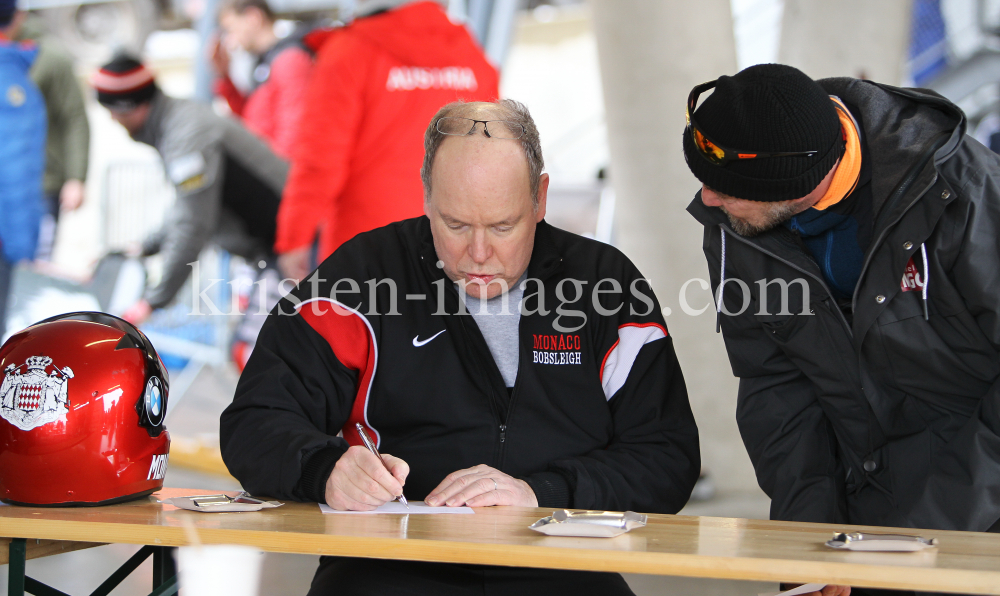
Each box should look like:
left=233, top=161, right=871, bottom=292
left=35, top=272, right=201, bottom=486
left=685, top=63, right=1000, bottom=594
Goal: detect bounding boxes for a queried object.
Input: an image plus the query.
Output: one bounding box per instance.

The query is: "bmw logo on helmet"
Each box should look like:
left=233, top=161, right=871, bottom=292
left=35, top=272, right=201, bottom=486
left=143, top=377, right=165, bottom=427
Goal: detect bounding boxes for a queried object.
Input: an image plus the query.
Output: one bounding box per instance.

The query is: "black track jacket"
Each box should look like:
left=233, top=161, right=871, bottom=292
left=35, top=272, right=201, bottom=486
left=221, top=217, right=700, bottom=512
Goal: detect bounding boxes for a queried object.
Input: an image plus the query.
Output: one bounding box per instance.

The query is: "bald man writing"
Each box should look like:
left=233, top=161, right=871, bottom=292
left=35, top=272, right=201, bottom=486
left=221, top=99, right=700, bottom=595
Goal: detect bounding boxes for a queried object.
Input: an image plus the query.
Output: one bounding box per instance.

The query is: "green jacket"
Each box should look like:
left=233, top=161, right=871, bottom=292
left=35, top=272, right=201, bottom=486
left=18, top=17, right=89, bottom=196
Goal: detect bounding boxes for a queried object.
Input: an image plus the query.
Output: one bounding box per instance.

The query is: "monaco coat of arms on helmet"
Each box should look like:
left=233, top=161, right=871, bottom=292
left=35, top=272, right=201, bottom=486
left=0, top=356, right=74, bottom=431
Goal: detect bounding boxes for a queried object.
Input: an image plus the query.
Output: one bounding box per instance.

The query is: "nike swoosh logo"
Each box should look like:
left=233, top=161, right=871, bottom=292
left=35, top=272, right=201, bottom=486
left=412, top=330, right=446, bottom=347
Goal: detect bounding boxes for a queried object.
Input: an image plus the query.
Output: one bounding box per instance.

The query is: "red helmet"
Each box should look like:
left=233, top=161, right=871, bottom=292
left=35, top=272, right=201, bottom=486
left=0, top=312, right=170, bottom=506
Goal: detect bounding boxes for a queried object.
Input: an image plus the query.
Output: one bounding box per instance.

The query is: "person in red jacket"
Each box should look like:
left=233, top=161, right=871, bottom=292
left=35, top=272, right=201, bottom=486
left=210, top=0, right=312, bottom=160
left=275, top=0, right=500, bottom=282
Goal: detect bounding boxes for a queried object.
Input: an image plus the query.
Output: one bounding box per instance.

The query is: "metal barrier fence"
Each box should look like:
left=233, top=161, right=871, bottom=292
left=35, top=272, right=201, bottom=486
left=101, top=161, right=175, bottom=250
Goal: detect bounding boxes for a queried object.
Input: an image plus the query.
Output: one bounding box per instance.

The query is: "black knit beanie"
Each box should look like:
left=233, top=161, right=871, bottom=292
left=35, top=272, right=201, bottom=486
left=683, top=63, right=844, bottom=202
left=91, top=54, right=157, bottom=110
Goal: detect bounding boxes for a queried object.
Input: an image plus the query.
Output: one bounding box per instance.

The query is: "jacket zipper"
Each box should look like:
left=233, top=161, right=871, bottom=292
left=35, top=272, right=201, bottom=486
left=720, top=224, right=854, bottom=335
left=496, top=356, right=525, bottom=469
left=456, top=313, right=515, bottom=469
left=850, top=132, right=950, bottom=314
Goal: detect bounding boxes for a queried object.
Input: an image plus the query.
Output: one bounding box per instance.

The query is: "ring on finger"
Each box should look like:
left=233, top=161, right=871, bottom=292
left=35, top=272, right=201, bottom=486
left=491, top=477, right=498, bottom=491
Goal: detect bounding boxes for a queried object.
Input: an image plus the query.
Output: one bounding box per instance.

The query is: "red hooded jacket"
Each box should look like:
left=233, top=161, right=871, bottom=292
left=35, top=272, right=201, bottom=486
left=275, top=1, right=500, bottom=258
left=214, top=44, right=313, bottom=160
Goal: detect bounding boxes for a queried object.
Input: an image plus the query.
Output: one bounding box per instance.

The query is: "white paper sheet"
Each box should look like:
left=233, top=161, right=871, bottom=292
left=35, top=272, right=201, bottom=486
left=758, top=583, right=827, bottom=596
left=320, top=501, right=474, bottom=514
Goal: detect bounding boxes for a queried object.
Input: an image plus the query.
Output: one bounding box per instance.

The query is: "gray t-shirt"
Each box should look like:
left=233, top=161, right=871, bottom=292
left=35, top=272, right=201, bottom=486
left=461, top=276, right=525, bottom=387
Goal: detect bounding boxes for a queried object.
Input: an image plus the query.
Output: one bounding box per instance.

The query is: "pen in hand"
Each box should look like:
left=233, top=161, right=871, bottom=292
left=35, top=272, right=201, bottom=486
left=355, top=423, right=409, bottom=509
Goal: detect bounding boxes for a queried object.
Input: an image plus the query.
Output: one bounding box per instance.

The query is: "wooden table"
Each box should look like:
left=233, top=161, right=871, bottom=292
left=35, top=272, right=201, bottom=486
left=3, top=488, right=1000, bottom=595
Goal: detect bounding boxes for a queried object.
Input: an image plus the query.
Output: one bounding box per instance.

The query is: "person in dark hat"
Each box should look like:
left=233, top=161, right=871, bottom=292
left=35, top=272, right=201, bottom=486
left=91, top=55, right=159, bottom=134
left=0, top=0, right=46, bottom=338
left=685, top=63, right=1000, bottom=595
left=91, top=54, right=287, bottom=368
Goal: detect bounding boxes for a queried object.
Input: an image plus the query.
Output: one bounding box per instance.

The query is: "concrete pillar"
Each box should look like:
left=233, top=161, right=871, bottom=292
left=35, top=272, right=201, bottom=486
left=589, top=1, right=759, bottom=496
left=779, top=0, right=913, bottom=84
left=194, top=0, right=220, bottom=102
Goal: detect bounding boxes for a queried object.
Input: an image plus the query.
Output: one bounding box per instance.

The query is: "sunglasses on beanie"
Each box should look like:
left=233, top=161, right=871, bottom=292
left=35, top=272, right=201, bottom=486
left=686, top=80, right=819, bottom=166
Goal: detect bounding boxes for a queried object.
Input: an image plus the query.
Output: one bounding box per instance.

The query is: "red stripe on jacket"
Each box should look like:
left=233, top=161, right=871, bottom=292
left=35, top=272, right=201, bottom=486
left=296, top=299, right=379, bottom=447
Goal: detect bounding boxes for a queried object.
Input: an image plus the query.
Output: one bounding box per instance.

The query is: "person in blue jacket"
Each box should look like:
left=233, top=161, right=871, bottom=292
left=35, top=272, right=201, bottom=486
left=0, top=1, right=46, bottom=339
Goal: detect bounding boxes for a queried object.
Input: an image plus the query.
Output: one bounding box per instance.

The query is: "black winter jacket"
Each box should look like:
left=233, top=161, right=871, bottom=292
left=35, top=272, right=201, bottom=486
left=688, top=78, right=1000, bottom=531
left=221, top=217, right=700, bottom=512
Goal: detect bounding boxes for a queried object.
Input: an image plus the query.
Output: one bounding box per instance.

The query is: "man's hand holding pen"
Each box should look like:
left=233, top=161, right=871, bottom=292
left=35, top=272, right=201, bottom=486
left=324, top=452, right=539, bottom=510
left=325, top=446, right=409, bottom=511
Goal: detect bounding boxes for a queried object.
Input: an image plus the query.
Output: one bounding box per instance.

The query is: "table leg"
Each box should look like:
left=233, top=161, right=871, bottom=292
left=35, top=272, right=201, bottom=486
left=23, top=578, right=69, bottom=596
left=8, top=538, right=25, bottom=596
left=4, top=539, right=178, bottom=596
left=151, top=547, right=176, bottom=590
left=147, top=575, right=178, bottom=596
left=89, top=546, right=155, bottom=596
